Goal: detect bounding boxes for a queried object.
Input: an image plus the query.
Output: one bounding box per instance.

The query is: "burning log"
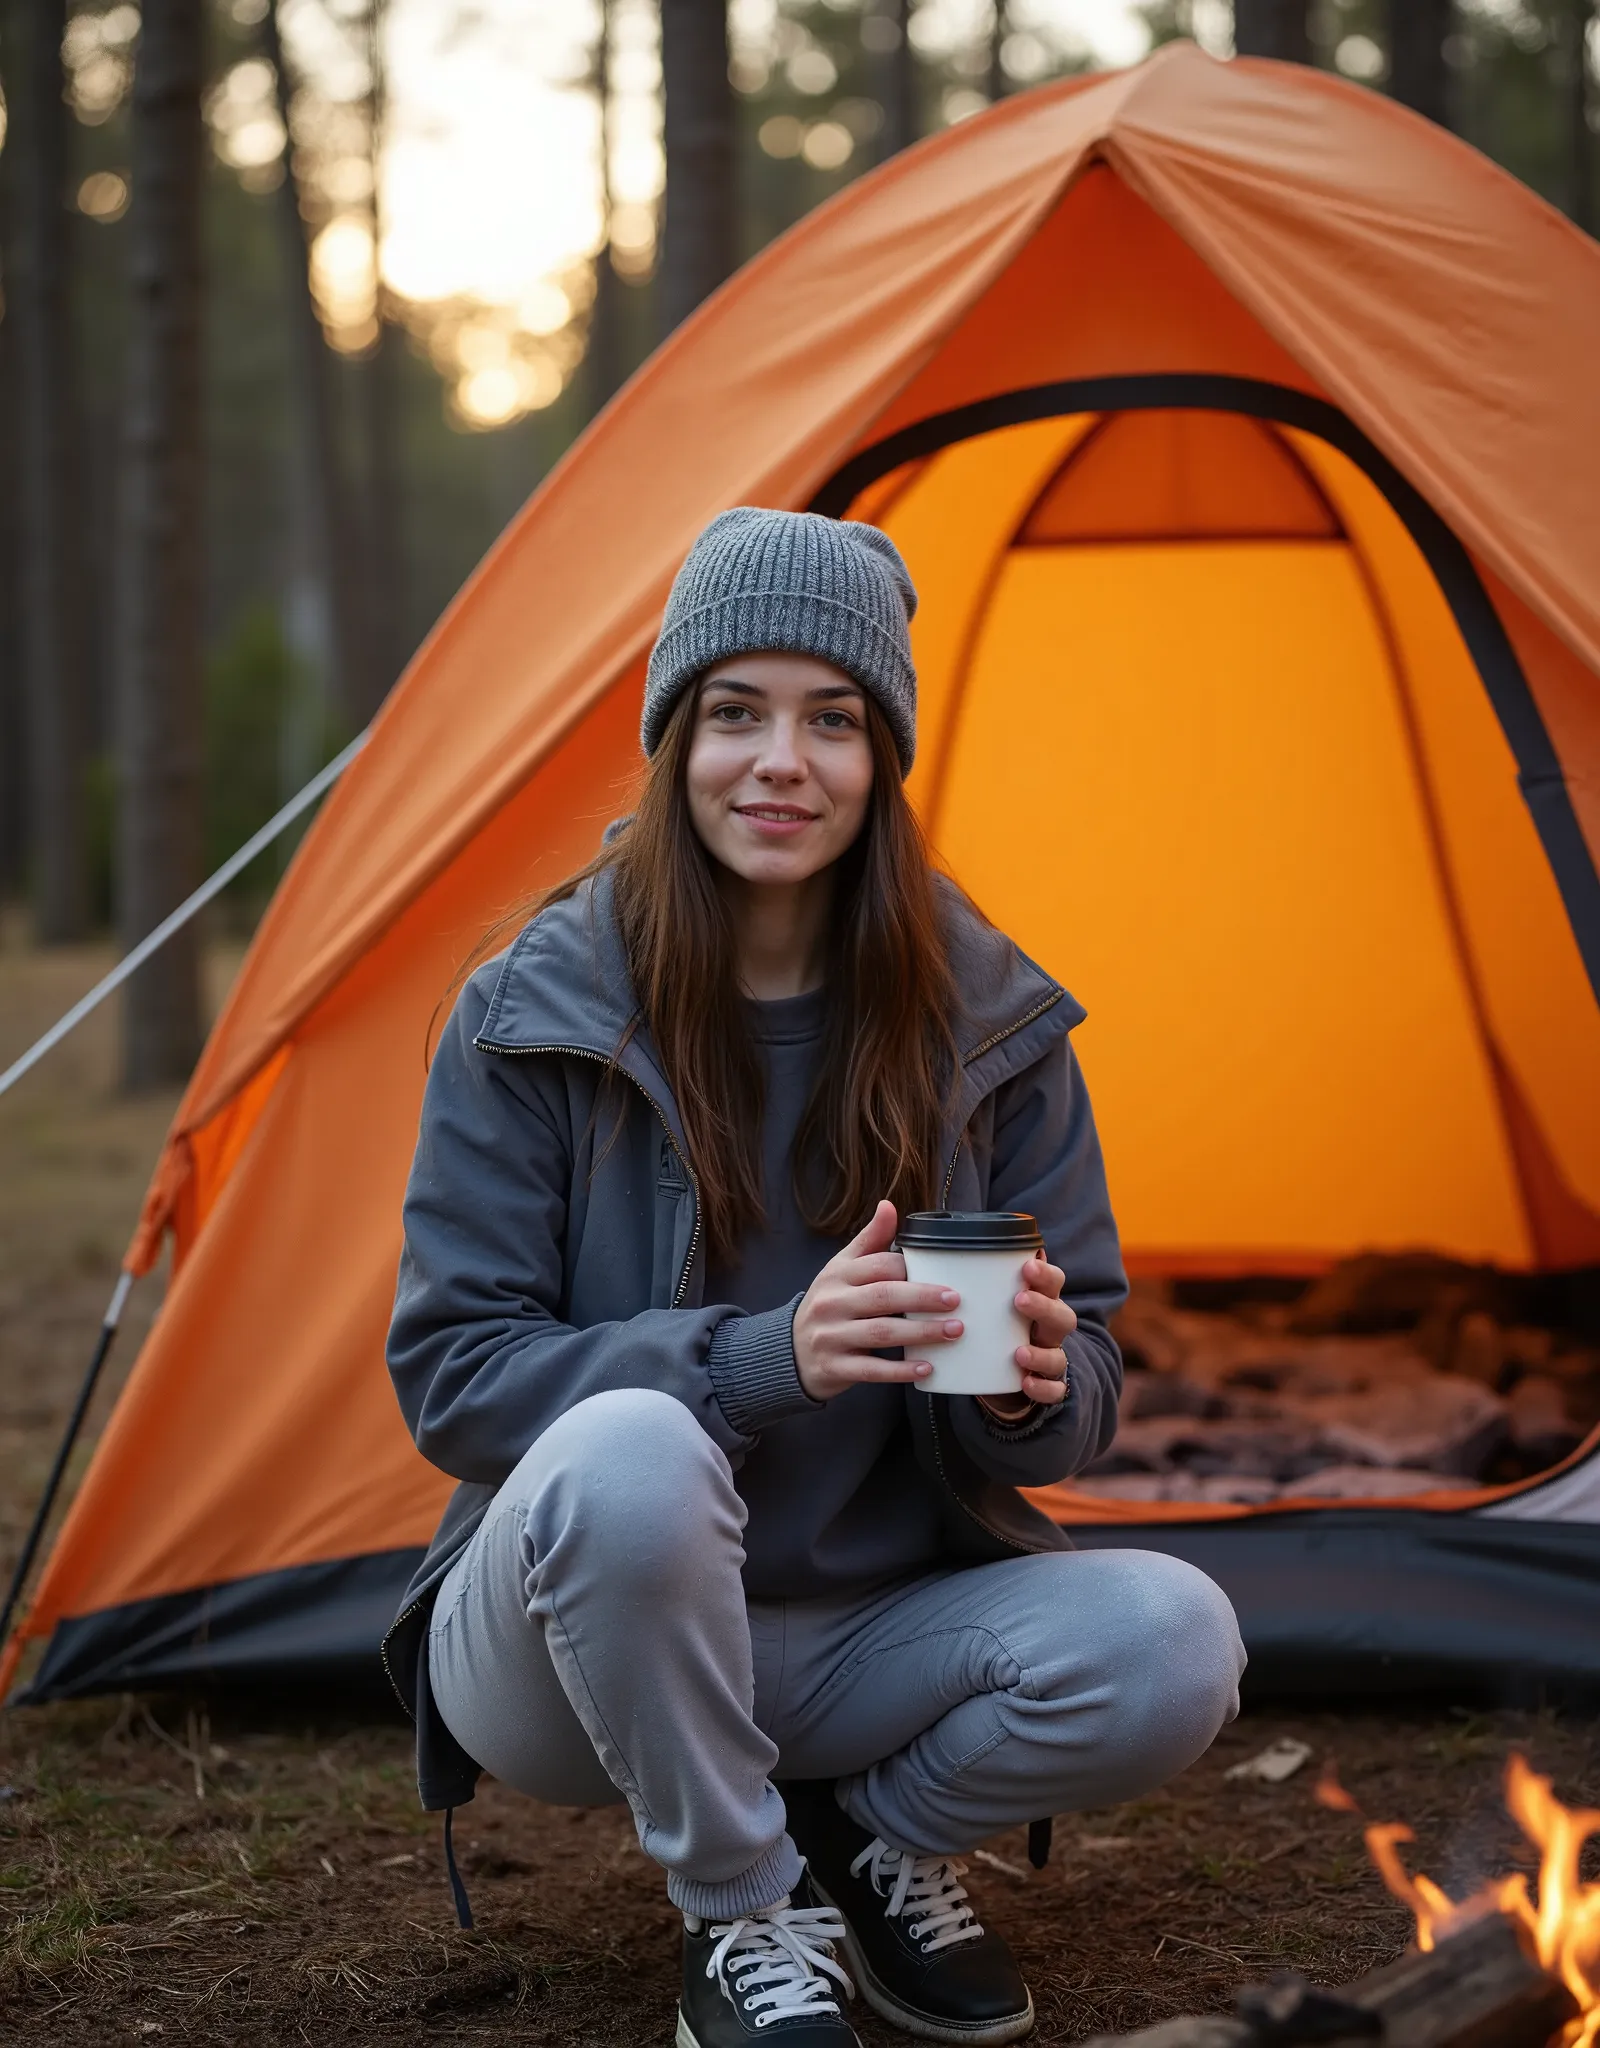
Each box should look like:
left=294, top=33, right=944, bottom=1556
left=1074, top=1908, right=1575, bottom=2048
left=1074, top=1755, right=1600, bottom=2048
left=1353, top=1907, right=1576, bottom=2048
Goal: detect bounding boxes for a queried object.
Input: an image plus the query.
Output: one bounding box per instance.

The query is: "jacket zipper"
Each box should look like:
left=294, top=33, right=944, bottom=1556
left=937, top=984, right=1066, bottom=1208
left=929, top=982, right=1069, bottom=1557
left=381, top=1599, right=424, bottom=1717
left=925, top=1401, right=1039, bottom=1555
left=474, top=1038, right=703, bottom=1307
left=962, top=988, right=1064, bottom=1069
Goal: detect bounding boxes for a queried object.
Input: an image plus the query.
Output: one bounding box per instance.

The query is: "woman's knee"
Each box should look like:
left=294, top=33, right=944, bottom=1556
left=1006, top=1549, right=1242, bottom=1789
left=1083, top=1550, right=1244, bottom=1772
left=512, top=1389, right=741, bottom=1588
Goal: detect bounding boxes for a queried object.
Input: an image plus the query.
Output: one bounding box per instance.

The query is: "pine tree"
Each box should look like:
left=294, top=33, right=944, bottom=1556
left=660, top=0, right=736, bottom=334
left=117, top=0, right=206, bottom=1086
left=1389, top=0, right=1453, bottom=127
left=11, top=0, right=89, bottom=940
left=1233, top=0, right=1313, bottom=62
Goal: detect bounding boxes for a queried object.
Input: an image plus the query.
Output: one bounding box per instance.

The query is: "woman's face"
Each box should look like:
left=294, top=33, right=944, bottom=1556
left=685, top=651, right=876, bottom=888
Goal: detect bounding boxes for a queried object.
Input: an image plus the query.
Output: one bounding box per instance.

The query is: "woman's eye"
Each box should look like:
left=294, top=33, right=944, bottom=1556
left=815, top=709, right=857, bottom=730
left=709, top=703, right=752, bottom=723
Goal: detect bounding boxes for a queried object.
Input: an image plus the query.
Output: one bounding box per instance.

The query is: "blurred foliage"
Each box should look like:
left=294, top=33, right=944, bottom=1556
left=2, top=0, right=1593, bottom=945
left=203, top=603, right=343, bottom=926
left=1450, top=0, right=1593, bottom=219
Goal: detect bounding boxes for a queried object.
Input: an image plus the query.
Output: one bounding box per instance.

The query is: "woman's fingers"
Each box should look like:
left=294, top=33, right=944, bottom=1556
left=832, top=1314, right=961, bottom=1352
left=1014, top=1340, right=1068, bottom=1379
left=849, top=1279, right=959, bottom=1317
left=1018, top=1368, right=1068, bottom=1405
left=843, top=1200, right=900, bottom=1260
left=1015, top=1289, right=1077, bottom=1338
left=831, top=1354, right=935, bottom=1383
left=847, top=1251, right=911, bottom=1286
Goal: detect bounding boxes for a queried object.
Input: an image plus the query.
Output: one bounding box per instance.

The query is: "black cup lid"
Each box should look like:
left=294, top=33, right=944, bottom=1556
left=896, top=1211, right=1043, bottom=1250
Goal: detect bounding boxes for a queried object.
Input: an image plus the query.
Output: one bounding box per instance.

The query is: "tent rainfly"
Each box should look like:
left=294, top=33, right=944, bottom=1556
left=6, top=43, right=1600, bottom=1709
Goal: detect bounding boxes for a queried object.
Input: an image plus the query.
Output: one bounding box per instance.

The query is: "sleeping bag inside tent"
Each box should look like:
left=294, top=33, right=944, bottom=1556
left=6, top=42, right=1600, bottom=1710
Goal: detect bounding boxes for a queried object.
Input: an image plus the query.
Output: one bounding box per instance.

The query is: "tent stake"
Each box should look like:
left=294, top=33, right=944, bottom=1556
left=0, top=1270, right=136, bottom=1681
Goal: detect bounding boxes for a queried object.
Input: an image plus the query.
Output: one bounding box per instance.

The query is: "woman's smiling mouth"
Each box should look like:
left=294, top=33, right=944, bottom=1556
left=734, top=803, right=819, bottom=833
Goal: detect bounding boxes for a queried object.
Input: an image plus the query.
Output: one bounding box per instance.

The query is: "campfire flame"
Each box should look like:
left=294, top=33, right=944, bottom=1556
left=1496, top=1760, right=1600, bottom=2048
left=1328, top=1755, right=1600, bottom=2048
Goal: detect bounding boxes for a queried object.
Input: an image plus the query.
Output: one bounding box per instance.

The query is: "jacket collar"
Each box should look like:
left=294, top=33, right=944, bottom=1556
left=474, top=864, right=1085, bottom=1140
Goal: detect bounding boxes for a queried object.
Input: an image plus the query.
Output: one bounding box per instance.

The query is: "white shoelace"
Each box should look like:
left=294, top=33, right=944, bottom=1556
left=848, top=1840, right=987, bottom=1955
left=705, top=1898, right=855, bottom=2028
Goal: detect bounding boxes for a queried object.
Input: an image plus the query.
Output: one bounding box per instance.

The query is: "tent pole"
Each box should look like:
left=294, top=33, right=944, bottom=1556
left=0, top=1269, right=135, bottom=1689
left=0, top=728, right=368, bottom=1104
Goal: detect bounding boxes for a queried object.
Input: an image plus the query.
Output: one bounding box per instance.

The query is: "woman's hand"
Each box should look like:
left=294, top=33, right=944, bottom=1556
left=793, top=1200, right=961, bottom=1402
left=977, top=1255, right=1076, bottom=1420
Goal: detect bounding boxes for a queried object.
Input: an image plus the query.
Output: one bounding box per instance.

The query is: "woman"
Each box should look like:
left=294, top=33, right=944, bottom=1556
left=384, top=509, right=1245, bottom=2048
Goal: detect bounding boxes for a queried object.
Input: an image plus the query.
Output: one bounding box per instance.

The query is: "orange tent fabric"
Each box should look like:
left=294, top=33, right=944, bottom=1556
left=9, top=43, right=1600, bottom=1701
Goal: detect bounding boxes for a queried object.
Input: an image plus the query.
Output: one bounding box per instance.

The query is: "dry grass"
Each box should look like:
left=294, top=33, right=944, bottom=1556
left=3, top=940, right=1599, bottom=2044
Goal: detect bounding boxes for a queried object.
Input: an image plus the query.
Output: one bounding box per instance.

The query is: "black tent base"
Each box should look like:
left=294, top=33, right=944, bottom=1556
left=17, top=1548, right=424, bottom=1710
left=14, top=1513, right=1600, bottom=1713
left=1068, top=1510, right=1600, bottom=1708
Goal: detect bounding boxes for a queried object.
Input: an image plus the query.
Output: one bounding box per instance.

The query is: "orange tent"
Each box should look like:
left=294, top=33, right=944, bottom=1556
left=10, top=42, right=1600, bottom=1705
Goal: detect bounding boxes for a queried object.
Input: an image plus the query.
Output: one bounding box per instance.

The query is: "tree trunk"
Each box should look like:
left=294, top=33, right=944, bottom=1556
left=262, top=0, right=374, bottom=729
left=361, top=319, right=406, bottom=698
left=587, top=0, right=626, bottom=409
left=659, top=0, right=734, bottom=335
left=11, top=0, right=89, bottom=940
left=361, top=0, right=406, bottom=702
left=1233, top=0, right=1313, bottom=62
left=987, top=0, right=1009, bottom=106
left=1389, top=0, right=1453, bottom=127
left=875, top=0, right=917, bottom=158
left=118, top=0, right=206, bottom=1087
left=0, top=62, right=25, bottom=906
left=1566, top=0, right=1594, bottom=231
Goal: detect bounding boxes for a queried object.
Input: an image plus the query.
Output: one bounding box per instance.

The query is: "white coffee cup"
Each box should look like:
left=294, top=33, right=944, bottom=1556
left=896, top=1211, right=1045, bottom=1397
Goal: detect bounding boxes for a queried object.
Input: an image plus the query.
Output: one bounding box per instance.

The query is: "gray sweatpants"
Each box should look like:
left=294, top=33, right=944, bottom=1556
left=428, top=1388, right=1245, bottom=1921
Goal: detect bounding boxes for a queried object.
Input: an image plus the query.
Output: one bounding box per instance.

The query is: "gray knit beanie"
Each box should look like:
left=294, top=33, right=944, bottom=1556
left=643, top=508, right=919, bottom=774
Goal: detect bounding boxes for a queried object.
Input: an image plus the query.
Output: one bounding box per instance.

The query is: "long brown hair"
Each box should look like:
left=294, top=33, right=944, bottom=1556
left=471, top=686, right=958, bottom=1266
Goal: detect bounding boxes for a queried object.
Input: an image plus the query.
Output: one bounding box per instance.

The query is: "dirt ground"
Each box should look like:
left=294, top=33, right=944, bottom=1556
left=5, top=1696, right=1598, bottom=2046
left=3, top=939, right=1599, bottom=2046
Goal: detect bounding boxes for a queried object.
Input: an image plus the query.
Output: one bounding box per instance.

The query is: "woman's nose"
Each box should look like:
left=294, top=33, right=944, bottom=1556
left=754, top=723, right=806, bottom=777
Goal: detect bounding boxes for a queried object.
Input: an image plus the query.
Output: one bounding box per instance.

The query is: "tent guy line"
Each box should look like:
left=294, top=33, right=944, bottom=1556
left=0, top=730, right=371, bottom=1106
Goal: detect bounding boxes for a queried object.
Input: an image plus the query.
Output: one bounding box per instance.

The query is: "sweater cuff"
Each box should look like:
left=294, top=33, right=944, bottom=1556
left=707, top=1298, right=820, bottom=1439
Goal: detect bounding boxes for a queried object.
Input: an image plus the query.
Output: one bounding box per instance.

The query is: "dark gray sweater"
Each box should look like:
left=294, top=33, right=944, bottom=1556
left=704, top=985, right=944, bottom=1598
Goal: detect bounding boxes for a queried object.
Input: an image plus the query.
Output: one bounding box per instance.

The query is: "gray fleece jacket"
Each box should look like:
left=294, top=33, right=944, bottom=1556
left=382, top=868, right=1127, bottom=1806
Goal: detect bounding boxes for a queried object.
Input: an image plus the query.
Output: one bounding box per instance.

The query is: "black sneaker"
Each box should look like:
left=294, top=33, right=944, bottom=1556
left=677, top=1869, right=861, bottom=2047
left=782, top=1782, right=1034, bottom=2045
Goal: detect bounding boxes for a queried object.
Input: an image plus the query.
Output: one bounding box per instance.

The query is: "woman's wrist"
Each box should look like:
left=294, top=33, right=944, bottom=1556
left=976, top=1391, right=1034, bottom=1422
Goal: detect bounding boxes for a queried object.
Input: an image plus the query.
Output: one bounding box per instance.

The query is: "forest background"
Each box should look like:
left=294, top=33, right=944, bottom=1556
left=0, top=0, right=1594, bottom=1085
